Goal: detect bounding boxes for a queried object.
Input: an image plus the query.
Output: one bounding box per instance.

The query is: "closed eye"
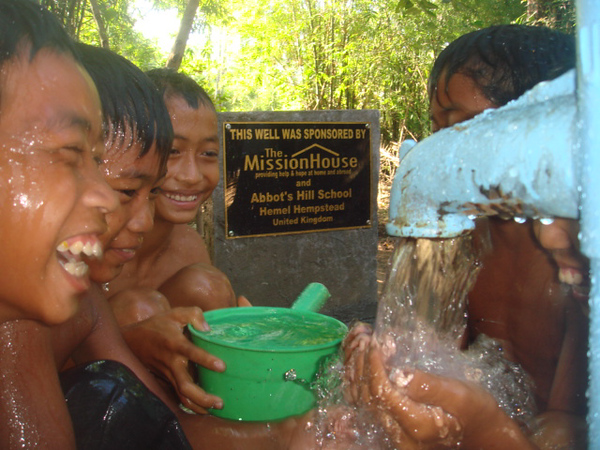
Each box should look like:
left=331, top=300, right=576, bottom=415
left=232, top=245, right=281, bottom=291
left=119, top=189, right=136, bottom=198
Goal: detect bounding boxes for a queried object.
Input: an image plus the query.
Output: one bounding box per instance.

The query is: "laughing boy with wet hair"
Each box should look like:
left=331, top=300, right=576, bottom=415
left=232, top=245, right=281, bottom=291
left=0, top=8, right=192, bottom=444
left=0, top=0, right=118, bottom=327
left=0, top=0, right=120, bottom=446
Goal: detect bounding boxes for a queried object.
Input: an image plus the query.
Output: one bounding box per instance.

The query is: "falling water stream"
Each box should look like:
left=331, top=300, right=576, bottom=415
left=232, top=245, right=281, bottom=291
left=376, top=237, right=478, bottom=360
left=313, top=236, right=537, bottom=448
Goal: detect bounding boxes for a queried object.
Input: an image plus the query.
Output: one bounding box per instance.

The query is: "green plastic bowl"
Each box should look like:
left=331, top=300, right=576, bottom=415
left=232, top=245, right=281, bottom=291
left=188, top=306, right=347, bottom=421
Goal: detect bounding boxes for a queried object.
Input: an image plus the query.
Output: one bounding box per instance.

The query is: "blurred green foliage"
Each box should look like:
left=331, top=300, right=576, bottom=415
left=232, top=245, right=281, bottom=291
left=47, top=0, right=577, bottom=144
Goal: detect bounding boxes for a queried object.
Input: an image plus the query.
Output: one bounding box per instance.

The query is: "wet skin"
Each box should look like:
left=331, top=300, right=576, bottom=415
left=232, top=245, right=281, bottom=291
left=0, top=49, right=118, bottom=325
left=86, top=133, right=165, bottom=284
left=104, top=98, right=236, bottom=414
left=429, top=70, right=496, bottom=132
left=429, top=69, right=589, bottom=415
left=155, top=99, right=220, bottom=226
left=107, top=101, right=221, bottom=295
left=35, top=137, right=193, bottom=447
left=338, top=70, right=590, bottom=449
left=467, top=219, right=589, bottom=414
left=0, top=47, right=297, bottom=450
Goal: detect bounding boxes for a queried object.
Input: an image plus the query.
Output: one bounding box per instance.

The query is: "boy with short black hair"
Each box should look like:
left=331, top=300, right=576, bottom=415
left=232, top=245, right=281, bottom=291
left=105, top=68, right=249, bottom=414
left=0, top=4, right=309, bottom=448
left=0, top=0, right=117, bottom=326
left=0, top=0, right=120, bottom=446
left=344, top=24, right=587, bottom=449
left=0, top=15, right=192, bottom=444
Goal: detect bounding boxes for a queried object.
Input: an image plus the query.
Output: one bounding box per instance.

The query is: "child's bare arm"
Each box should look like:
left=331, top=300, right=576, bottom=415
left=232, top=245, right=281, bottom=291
left=177, top=410, right=318, bottom=450
left=109, top=283, right=237, bottom=413
left=69, top=284, right=179, bottom=412
left=0, top=320, right=77, bottom=449
left=121, top=306, right=228, bottom=414
left=158, top=262, right=238, bottom=310
left=533, top=299, right=588, bottom=449
left=547, top=298, right=589, bottom=414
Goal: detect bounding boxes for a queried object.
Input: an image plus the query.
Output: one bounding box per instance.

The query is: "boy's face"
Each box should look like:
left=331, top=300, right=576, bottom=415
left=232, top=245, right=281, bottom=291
left=429, top=69, right=495, bottom=132
left=87, top=137, right=164, bottom=284
left=155, top=96, right=219, bottom=224
left=0, top=49, right=118, bottom=324
left=533, top=219, right=590, bottom=304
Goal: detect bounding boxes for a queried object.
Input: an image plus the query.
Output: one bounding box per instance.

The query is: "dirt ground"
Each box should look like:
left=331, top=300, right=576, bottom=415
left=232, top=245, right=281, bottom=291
left=375, top=143, right=400, bottom=296
left=376, top=210, right=395, bottom=297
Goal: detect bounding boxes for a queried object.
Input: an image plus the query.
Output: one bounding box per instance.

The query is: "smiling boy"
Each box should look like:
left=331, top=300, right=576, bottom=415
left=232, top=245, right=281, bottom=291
left=0, top=29, right=193, bottom=446
left=46, top=43, right=311, bottom=450
left=104, top=69, right=247, bottom=414
left=0, top=0, right=118, bottom=326
left=106, top=68, right=238, bottom=312
left=0, top=1, right=120, bottom=447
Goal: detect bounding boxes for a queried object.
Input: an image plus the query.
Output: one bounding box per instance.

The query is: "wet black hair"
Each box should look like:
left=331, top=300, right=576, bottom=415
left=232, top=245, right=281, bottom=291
left=145, top=68, right=216, bottom=112
left=0, top=0, right=77, bottom=92
left=75, top=43, right=173, bottom=171
left=428, top=25, right=576, bottom=107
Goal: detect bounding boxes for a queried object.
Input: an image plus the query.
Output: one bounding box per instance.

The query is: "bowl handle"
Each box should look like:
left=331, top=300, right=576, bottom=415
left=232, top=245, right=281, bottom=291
left=290, top=283, right=331, bottom=313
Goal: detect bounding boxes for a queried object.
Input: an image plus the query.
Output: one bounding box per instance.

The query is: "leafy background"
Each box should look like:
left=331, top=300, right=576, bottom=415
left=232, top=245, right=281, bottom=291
left=42, top=0, right=575, bottom=240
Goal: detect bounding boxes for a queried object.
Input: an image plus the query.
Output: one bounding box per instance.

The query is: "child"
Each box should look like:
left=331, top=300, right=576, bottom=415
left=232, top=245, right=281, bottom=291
left=0, top=1, right=175, bottom=446
left=53, top=42, right=311, bottom=449
left=0, top=0, right=118, bottom=326
left=0, top=32, right=199, bottom=447
left=344, top=25, right=587, bottom=449
left=105, top=68, right=240, bottom=312
left=103, top=69, right=251, bottom=413
left=0, top=8, right=310, bottom=447
left=431, top=23, right=587, bottom=431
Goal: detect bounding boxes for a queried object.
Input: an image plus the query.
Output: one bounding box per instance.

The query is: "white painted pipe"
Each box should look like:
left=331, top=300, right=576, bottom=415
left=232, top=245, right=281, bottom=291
left=576, top=0, right=600, bottom=445
left=387, top=71, right=579, bottom=238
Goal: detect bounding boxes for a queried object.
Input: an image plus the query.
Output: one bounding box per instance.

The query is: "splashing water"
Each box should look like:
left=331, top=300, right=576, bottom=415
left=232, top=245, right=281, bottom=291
left=312, top=236, right=537, bottom=448
left=375, top=236, right=536, bottom=427
left=376, top=237, right=478, bottom=353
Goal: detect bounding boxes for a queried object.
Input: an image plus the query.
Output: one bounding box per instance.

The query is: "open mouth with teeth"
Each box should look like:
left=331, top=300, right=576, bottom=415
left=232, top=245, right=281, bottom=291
left=57, top=238, right=103, bottom=278
left=164, top=192, right=199, bottom=203
left=558, top=267, right=591, bottom=300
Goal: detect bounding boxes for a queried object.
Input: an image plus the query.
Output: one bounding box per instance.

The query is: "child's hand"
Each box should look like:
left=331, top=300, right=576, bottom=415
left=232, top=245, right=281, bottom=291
left=237, top=295, right=252, bottom=307
left=121, top=306, right=226, bottom=414
left=344, top=338, right=460, bottom=447
left=342, top=321, right=373, bottom=362
left=342, top=322, right=374, bottom=404
left=346, top=339, right=535, bottom=449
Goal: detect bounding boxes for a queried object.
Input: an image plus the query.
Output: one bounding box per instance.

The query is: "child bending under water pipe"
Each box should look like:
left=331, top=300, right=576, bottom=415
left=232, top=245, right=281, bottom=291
left=344, top=24, right=588, bottom=449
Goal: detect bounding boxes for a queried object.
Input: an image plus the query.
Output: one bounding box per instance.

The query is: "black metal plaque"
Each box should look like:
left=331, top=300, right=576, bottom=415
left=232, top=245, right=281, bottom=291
left=224, top=121, right=372, bottom=238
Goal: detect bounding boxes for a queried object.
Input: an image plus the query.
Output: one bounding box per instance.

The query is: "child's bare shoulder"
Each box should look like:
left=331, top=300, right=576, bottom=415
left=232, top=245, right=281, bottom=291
left=168, top=224, right=211, bottom=265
